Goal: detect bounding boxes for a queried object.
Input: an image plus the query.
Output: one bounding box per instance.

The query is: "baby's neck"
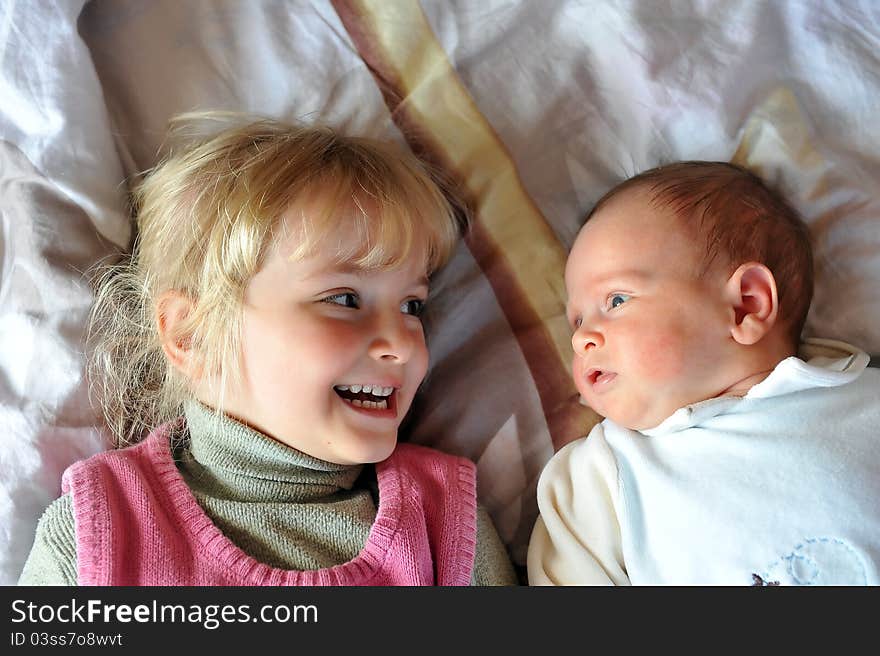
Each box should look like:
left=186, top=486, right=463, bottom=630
left=717, top=368, right=776, bottom=397
left=716, top=338, right=797, bottom=398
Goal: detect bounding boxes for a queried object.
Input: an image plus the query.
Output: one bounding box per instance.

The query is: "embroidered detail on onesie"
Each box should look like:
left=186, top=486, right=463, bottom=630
left=758, top=537, right=868, bottom=586
left=750, top=574, right=779, bottom=586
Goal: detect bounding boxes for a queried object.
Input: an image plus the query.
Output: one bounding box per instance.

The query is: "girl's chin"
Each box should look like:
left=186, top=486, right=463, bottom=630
left=361, top=438, right=399, bottom=464
left=330, top=434, right=399, bottom=466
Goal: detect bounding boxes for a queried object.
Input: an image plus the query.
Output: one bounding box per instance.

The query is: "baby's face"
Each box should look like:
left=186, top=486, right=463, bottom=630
left=211, top=204, right=430, bottom=465
left=565, top=189, right=737, bottom=430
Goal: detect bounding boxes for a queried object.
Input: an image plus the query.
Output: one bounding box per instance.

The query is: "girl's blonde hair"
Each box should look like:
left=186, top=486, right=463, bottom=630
left=89, top=112, right=464, bottom=447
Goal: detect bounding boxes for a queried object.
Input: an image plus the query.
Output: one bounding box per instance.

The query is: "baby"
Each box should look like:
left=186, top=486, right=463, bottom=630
left=528, top=161, right=880, bottom=585
left=19, top=113, right=516, bottom=586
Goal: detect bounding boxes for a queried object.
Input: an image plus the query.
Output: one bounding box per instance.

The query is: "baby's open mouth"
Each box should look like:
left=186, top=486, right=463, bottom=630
left=333, top=384, right=395, bottom=410
left=587, top=368, right=616, bottom=387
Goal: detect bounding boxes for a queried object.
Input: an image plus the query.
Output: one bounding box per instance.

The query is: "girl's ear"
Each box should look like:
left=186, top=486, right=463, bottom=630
left=724, top=262, right=780, bottom=346
left=156, top=290, right=199, bottom=377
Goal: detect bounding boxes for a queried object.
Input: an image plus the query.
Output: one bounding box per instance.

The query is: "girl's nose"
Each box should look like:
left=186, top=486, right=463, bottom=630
left=368, top=312, right=420, bottom=363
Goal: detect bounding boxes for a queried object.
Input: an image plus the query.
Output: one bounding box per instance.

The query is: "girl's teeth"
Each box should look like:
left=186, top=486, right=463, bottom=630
left=334, top=384, right=395, bottom=397
left=342, top=398, right=388, bottom=410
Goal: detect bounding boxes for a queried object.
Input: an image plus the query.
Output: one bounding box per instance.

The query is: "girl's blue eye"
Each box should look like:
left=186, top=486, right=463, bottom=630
left=324, top=292, right=359, bottom=308
left=401, top=299, right=425, bottom=317
left=608, top=293, right=630, bottom=310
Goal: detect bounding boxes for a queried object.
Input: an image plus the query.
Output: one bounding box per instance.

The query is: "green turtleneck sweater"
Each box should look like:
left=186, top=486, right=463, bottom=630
left=18, top=401, right=517, bottom=585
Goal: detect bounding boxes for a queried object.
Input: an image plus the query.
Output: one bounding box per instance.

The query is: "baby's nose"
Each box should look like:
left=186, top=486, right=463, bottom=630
left=571, top=327, right=603, bottom=354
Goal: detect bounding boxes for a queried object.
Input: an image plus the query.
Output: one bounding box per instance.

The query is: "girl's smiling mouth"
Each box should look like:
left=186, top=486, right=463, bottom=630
left=333, top=384, right=399, bottom=417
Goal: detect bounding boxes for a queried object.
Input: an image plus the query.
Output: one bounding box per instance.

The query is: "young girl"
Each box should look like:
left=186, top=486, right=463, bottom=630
left=19, top=113, right=516, bottom=586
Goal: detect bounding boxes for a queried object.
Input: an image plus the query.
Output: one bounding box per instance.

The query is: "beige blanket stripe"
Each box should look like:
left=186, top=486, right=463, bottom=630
left=332, top=0, right=599, bottom=448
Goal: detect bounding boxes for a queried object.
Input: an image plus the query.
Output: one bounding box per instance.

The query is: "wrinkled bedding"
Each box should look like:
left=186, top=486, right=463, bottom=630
left=2, top=0, right=879, bottom=583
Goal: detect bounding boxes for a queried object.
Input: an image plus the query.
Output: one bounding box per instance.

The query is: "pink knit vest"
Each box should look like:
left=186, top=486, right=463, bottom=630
left=61, top=422, right=477, bottom=586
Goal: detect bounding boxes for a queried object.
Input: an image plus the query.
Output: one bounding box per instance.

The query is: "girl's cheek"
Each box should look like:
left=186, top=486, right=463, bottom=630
left=311, top=318, right=360, bottom=344
left=412, top=340, right=430, bottom=383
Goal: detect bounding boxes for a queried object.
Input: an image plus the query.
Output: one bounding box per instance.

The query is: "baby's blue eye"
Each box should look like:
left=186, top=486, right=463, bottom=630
left=608, top=293, right=630, bottom=310
left=401, top=299, right=425, bottom=317
left=324, top=292, right=359, bottom=308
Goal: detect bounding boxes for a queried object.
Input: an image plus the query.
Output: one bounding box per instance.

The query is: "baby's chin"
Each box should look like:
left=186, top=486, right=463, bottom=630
left=603, top=406, right=675, bottom=432
left=584, top=389, right=681, bottom=431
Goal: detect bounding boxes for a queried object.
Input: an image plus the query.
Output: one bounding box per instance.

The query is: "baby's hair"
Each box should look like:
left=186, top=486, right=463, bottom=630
left=89, top=112, right=465, bottom=447
left=586, top=161, right=814, bottom=346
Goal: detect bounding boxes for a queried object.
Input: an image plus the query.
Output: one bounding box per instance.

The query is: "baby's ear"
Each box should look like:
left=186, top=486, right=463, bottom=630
left=724, top=262, right=779, bottom=346
left=156, top=290, right=200, bottom=378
